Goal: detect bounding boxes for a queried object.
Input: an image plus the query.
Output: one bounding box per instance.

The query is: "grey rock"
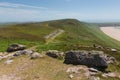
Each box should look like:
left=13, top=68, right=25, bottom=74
left=46, top=50, right=64, bottom=59
left=64, top=50, right=108, bottom=70
left=7, top=44, right=26, bottom=52
left=13, top=50, right=34, bottom=56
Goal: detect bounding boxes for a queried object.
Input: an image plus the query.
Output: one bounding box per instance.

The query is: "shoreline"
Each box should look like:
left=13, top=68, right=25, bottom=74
left=100, top=27, right=120, bottom=41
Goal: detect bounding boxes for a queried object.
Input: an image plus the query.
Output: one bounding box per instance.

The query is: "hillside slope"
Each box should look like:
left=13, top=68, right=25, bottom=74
left=0, top=19, right=120, bottom=52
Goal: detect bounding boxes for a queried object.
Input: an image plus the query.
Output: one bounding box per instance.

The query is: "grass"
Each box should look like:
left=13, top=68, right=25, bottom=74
left=0, top=19, right=120, bottom=80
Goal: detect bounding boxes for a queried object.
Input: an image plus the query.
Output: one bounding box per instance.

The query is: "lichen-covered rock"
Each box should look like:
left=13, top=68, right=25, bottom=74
left=7, top=44, right=26, bottom=52
left=64, top=50, right=108, bottom=70
left=46, top=50, right=64, bottom=59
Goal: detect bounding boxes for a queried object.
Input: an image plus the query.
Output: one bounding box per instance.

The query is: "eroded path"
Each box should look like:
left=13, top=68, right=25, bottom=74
left=44, top=29, right=64, bottom=43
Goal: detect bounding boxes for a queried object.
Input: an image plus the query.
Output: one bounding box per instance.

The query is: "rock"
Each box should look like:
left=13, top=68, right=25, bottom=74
left=46, top=50, right=64, bottom=59
left=7, top=44, right=26, bottom=52
left=31, top=52, right=43, bottom=59
left=4, top=60, right=13, bottom=64
left=69, top=74, right=74, bottom=79
left=64, top=50, right=108, bottom=71
left=106, top=56, right=116, bottom=64
left=93, top=44, right=103, bottom=49
left=66, top=66, right=90, bottom=79
left=66, top=66, right=81, bottom=74
left=102, top=72, right=119, bottom=78
left=90, top=76, right=100, bottom=80
left=111, top=48, right=117, bottom=52
left=89, top=68, right=99, bottom=73
left=13, top=50, right=34, bottom=56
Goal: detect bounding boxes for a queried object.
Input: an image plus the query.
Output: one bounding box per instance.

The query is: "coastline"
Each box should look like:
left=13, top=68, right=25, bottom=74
left=100, top=27, right=120, bottom=41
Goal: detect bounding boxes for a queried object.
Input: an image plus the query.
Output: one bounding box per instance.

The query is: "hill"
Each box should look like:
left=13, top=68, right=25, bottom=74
left=0, top=19, right=120, bottom=52
left=0, top=19, right=120, bottom=80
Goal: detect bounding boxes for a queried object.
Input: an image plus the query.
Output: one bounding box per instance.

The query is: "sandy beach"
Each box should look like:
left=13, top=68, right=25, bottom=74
left=100, top=27, right=120, bottom=41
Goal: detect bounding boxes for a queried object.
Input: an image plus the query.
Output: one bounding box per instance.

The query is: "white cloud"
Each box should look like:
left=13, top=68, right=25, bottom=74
left=0, top=2, right=82, bottom=22
left=0, top=2, right=47, bottom=10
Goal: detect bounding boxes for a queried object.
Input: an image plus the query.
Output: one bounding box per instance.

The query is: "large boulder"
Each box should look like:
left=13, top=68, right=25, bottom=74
left=46, top=50, right=64, bottom=59
left=7, top=44, right=26, bottom=52
left=64, top=50, right=108, bottom=70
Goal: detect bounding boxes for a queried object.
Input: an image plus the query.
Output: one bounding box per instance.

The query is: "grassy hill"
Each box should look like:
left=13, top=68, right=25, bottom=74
left=0, top=19, right=120, bottom=52
left=0, top=19, right=120, bottom=80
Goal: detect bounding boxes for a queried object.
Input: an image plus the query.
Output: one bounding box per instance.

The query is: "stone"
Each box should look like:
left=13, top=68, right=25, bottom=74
left=7, top=44, right=26, bottom=52
left=31, top=52, right=43, bottom=59
left=4, top=60, right=13, bottom=64
left=46, top=50, right=64, bottom=59
left=89, top=68, right=99, bottom=73
left=90, top=76, right=100, bottom=80
left=64, top=50, right=108, bottom=71
left=69, top=74, right=74, bottom=79
left=13, top=50, right=34, bottom=56
left=102, top=72, right=119, bottom=78
left=111, top=49, right=117, bottom=52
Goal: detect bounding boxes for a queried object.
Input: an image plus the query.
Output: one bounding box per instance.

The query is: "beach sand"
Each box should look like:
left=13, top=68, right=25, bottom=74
left=100, top=27, right=120, bottom=41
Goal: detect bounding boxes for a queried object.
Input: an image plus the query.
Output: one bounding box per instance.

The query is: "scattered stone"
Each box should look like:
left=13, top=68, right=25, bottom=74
left=90, top=76, right=100, bottom=80
left=102, top=72, right=119, bottom=78
left=106, top=56, right=116, bottom=64
left=4, top=60, right=13, bottom=64
left=30, top=52, right=43, bottom=59
left=111, top=48, right=117, bottom=52
left=66, top=66, right=90, bottom=78
left=69, top=74, right=74, bottom=79
left=89, top=68, right=99, bottom=73
left=46, top=50, right=64, bottom=59
left=7, top=44, right=26, bottom=52
left=64, top=50, right=108, bottom=71
left=93, top=44, right=103, bottom=49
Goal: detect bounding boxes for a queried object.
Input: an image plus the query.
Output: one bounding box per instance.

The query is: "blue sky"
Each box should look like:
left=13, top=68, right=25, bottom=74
left=0, top=0, right=120, bottom=22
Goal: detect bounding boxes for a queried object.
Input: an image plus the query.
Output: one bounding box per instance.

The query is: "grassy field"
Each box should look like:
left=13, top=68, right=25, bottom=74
left=0, top=19, right=120, bottom=80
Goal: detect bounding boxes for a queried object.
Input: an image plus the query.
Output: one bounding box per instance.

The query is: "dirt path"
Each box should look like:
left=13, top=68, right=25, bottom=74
left=44, top=29, right=64, bottom=43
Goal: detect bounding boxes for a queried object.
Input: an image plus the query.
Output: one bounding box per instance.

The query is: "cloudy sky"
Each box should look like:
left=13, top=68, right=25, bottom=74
left=0, top=0, right=120, bottom=22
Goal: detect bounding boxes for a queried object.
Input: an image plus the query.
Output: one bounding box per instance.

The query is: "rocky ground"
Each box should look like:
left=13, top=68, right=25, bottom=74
left=0, top=43, right=120, bottom=80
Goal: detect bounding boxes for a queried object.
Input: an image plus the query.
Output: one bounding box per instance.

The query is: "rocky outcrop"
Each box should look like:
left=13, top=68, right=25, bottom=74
left=7, top=44, right=26, bottom=52
left=46, top=50, right=64, bottom=59
left=64, top=50, right=108, bottom=70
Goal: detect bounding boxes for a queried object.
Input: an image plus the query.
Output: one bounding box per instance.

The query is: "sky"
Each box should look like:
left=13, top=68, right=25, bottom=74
left=0, top=0, right=120, bottom=22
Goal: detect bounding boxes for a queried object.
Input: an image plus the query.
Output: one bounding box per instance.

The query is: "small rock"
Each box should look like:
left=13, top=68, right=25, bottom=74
left=7, top=43, right=26, bottom=52
left=103, top=72, right=118, bottom=78
left=111, top=49, right=117, bottom=52
left=13, top=50, right=34, bottom=56
left=46, top=50, right=64, bottom=59
left=69, top=74, right=74, bottom=79
left=4, top=60, right=13, bottom=64
left=90, top=76, right=100, bottom=80
left=89, top=68, right=99, bottom=73
left=31, top=52, right=43, bottom=59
